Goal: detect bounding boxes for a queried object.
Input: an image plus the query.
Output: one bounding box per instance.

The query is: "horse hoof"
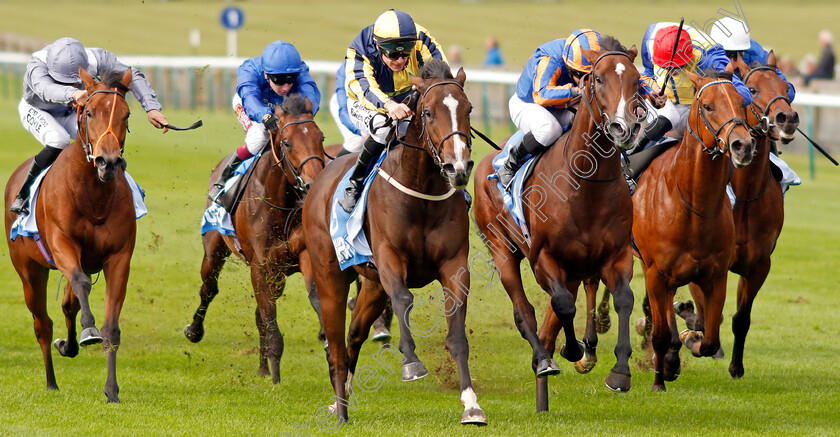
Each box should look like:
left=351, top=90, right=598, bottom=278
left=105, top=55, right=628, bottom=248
left=257, top=366, right=270, bottom=377
left=402, top=361, right=428, bottom=382
left=651, top=384, right=667, bottom=392
left=372, top=327, right=391, bottom=342
left=79, top=327, right=103, bottom=346
left=574, top=350, right=597, bottom=374
left=635, top=317, right=647, bottom=336
left=461, top=407, right=488, bottom=426
left=712, top=347, right=725, bottom=360
left=53, top=338, right=78, bottom=358
left=679, top=329, right=703, bottom=357
left=729, top=364, right=745, bottom=379
left=535, top=358, right=561, bottom=377
left=605, top=371, right=631, bottom=392
left=560, top=340, right=584, bottom=363
left=184, top=324, right=204, bottom=343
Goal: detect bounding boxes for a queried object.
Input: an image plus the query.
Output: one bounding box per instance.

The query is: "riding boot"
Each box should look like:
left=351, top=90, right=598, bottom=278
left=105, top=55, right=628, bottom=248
left=10, top=146, right=61, bottom=215
left=627, top=116, right=672, bottom=155
left=497, top=132, right=542, bottom=191
left=208, top=153, right=243, bottom=202
left=338, top=137, right=386, bottom=213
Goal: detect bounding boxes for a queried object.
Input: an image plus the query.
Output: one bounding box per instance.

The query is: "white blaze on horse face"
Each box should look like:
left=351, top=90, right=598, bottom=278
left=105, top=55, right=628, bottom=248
left=614, top=62, right=627, bottom=121
left=460, top=387, right=480, bottom=410
left=442, top=94, right=468, bottom=171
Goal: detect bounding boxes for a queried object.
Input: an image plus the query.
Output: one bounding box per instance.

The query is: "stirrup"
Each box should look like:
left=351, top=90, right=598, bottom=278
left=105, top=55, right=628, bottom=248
left=9, top=196, right=29, bottom=215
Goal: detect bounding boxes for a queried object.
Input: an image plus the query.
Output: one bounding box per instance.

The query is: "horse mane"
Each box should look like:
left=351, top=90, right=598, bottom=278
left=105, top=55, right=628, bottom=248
left=101, top=70, right=130, bottom=93
left=280, top=93, right=311, bottom=115
left=420, top=58, right=454, bottom=80
left=599, top=35, right=629, bottom=54
left=699, top=67, right=733, bottom=81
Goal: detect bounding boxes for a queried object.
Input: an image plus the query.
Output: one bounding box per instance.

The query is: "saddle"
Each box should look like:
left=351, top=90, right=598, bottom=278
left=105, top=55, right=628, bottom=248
left=216, top=144, right=269, bottom=215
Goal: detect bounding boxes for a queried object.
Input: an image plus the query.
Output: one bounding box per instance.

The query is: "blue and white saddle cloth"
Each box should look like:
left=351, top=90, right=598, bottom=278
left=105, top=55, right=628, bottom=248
left=487, top=130, right=539, bottom=246
left=10, top=166, right=147, bottom=242
left=200, top=154, right=261, bottom=237
left=329, top=152, right=388, bottom=270
left=725, top=152, right=801, bottom=208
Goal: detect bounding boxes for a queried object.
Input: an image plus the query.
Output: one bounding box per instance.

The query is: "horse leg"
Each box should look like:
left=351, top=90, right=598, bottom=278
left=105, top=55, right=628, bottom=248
left=596, top=282, right=612, bottom=334
left=312, top=268, right=351, bottom=424
left=536, top=305, right=561, bottom=413
left=730, top=260, right=770, bottom=378
left=684, top=283, right=703, bottom=331
left=184, top=231, right=230, bottom=343
left=371, top=298, right=393, bottom=342
left=250, top=266, right=284, bottom=384
left=101, top=251, right=132, bottom=403
left=299, top=250, right=327, bottom=349
left=439, top=261, right=487, bottom=425
left=376, top=252, right=426, bottom=382
left=346, top=280, right=388, bottom=376
left=20, top=264, right=57, bottom=390
left=684, top=276, right=726, bottom=358
left=645, top=269, right=678, bottom=391
left=599, top=253, right=635, bottom=393
left=578, top=278, right=599, bottom=373
left=55, top=282, right=80, bottom=358
left=533, top=254, right=583, bottom=364
left=255, top=306, right=269, bottom=376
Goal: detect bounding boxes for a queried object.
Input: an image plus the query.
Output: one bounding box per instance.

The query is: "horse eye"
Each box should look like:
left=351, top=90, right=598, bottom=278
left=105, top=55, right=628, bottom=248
left=86, top=110, right=93, bottom=118
left=594, top=75, right=603, bottom=84
left=748, top=87, right=757, bottom=95
left=423, top=108, right=432, bottom=117
left=703, top=104, right=713, bottom=111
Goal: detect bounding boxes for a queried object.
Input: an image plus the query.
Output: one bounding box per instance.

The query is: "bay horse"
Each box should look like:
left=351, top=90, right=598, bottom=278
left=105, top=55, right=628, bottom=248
left=473, top=37, right=646, bottom=412
left=302, top=59, right=486, bottom=425
left=631, top=64, right=756, bottom=391
left=184, top=94, right=326, bottom=383
left=680, top=51, right=799, bottom=378
left=4, top=68, right=134, bottom=402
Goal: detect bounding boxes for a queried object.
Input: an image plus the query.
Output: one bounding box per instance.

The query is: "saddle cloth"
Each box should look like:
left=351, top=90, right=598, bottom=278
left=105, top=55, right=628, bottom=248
left=10, top=166, right=147, bottom=242
left=488, top=130, right=540, bottom=246
left=725, top=152, right=801, bottom=207
left=200, top=155, right=261, bottom=237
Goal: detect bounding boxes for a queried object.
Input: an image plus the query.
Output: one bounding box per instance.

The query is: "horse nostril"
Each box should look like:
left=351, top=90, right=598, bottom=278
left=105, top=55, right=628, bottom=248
left=731, top=140, right=744, bottom=152
left=791, top=112, right=800, bottom=124
left=607, top=121, right=629, bottom=143
left=775, top=112, right=787, bottom=124
left=442, top=163, right=456, bottom=175
left=466, top=160, right=475, bottom=175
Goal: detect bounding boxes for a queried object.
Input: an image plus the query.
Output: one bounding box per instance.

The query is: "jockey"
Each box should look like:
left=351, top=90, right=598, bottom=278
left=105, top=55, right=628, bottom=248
left=208, top=40, right=320, bottom=202
left=329, top=61, right=366, bottom=157
left=629, top=22, right=753, bottom=155
left=497, top=29, right=655, bottom=191
left=338, top=9, right=448, bottom=213
left=11, top=37, right=169, bottom=215
left=709, top=17, right=795, bottom=103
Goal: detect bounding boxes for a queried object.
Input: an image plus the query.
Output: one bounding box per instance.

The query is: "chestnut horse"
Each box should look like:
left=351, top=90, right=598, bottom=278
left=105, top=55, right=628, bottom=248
left=303, top=60, right=486, bottom=425
left=5, top=69, right=134, bottom=402
left=184, top=94, right=326, bottom=383
left=680, top=52, right=799, bottom=378
left=632, top=65, right=756, bottom=391
left=473, top=37, right=646, bottom=412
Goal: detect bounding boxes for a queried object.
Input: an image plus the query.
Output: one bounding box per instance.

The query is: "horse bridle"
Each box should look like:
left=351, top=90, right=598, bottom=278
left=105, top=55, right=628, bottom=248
left=580, top=50, right=642, bottom=129
left=398, top=80, right=472, bottom=171
left=742, top=66, right=790, bottom=138
left=269, top=118, right=325, bottom=192
left=77, top=89, right=128, bottom=164
left=685, top=79, right=749, bottom=159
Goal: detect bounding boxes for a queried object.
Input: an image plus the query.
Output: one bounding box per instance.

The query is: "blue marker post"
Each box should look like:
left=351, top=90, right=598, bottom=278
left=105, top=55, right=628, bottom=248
left=220, top=6, right=245, bottom=57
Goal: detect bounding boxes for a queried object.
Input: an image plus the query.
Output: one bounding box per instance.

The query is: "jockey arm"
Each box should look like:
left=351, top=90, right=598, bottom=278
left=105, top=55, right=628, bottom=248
left=698, top=46, right=752, bottom=106
left=745, top=39, right=796, bottom=102
left=531, top=56, right=578, bottom=108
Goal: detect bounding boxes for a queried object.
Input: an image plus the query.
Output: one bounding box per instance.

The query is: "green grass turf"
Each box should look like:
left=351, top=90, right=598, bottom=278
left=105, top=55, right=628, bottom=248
left=1, top=0, right=838, bottom=71
left=0, top=92, right=839, bottom=435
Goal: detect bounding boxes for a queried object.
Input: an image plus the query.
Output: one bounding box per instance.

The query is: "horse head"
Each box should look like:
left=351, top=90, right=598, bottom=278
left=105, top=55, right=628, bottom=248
left=579, top=36, right=647, bottom=149
left=79, top=68, right=131, bottom=182
left=409, top=59, right=473, bottom=189
left=271, top=94, right=326, bottom=191
left=687, top=64, right=756, bottom=168
left=734, top=51, right=799, bottom=144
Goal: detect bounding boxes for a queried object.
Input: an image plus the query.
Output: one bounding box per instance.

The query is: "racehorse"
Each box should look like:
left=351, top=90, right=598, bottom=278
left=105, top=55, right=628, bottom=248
left=473, top=37, right=646, bottom=412
left=184, top=94, right=327, bottom=383
left=302, top=59, right=486, bottom=425
left=680, top=51, right=799, bottom=378
left=631, top=64, right=755, bottom=391
left=4, top=69, right=135, bottom=402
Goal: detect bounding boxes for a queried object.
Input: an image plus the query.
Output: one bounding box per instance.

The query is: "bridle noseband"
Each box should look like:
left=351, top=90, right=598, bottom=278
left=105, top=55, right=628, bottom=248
left=270, top=118, right=325, bottom=192
left=77, top=89, right=128, bottom=164
left=686, top=79, right=749, bottom=159
left=742, top=66, right=790, bottom=138
left=580, top=50, right=638, bottom=127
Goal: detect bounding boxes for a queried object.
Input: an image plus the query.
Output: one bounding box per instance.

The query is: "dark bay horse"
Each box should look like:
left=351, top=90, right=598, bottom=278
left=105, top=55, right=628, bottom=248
left=681, top=52, right=799, bottom=378
left=632, top=64, right=756, bottom=391
left=302, top=59, right=485, bottom=425
left=473, top=37, right=646, bottom=412
left=184, top=94, right=326, bottom=383
left=5, top=69, right=134, bottom=402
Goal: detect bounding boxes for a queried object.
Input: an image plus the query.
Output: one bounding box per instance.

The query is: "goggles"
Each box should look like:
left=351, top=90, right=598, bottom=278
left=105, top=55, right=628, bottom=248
left=378, top=42, right=413, bottom=60
left=267, top=73, right=299, bottom=86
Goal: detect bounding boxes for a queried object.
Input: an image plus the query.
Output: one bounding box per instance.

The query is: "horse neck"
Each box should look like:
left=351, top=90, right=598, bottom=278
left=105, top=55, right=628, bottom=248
left=673, top=132, right=732, bottom=214
left=257, top=153, right=297, bottom=207
left=388, top=119, right=450, bottom=195
left=64, top=140, right=126, bottom=208
left=548, top=106, right=622, bottom=180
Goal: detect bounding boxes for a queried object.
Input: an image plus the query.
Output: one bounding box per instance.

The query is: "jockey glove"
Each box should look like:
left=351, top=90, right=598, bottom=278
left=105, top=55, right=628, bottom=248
left=262, top=113, right=279, bottom=131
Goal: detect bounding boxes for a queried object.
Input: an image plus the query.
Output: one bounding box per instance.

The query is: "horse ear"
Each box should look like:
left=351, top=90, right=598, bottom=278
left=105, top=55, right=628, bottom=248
left=80, top=67, right=96, bottom=90
left=455, top=67, right=466, bottom=86
left=120, top=68, right=132, bottom=89
left=687, top=71, right=704, bottom=90
left=304, top=97, right=314, bottom=114
left=626, top=44, right=638, bottom=62
left=725, top=60, right=736, bottom=76
left=410, top=73, right=425, bottom=90
left=767, top=50, right=777, bottom=68
left=733, top=54, right=750, bottom=78
left=580, top=48, right=598, bottom=66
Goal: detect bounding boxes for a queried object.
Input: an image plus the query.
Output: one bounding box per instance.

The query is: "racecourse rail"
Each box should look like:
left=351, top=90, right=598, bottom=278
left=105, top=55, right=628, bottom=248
left=2, top=52, right=838, bottom=177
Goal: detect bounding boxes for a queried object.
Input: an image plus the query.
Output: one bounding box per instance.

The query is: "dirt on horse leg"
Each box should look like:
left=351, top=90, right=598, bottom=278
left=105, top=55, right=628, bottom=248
left=251, top=269, right=284, bottom=384
left=185, top=232, right=230, bottom=343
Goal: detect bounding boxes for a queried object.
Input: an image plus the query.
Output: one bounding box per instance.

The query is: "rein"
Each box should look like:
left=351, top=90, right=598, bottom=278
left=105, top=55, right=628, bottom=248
left=269, top=118, right=325, bottom=192
left=77, top=89, right=128, bottom=164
